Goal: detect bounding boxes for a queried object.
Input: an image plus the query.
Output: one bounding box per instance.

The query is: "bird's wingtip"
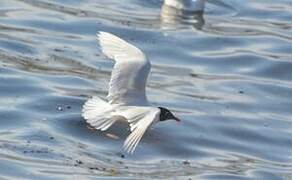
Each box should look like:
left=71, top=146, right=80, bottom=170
left=96, top=31, right=112, bottom=38
left=96, top=31, right=105, bottom=39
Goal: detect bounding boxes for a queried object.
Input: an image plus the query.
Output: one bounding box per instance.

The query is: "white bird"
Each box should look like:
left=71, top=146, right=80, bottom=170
left=82, top=32, right=180, bottom=154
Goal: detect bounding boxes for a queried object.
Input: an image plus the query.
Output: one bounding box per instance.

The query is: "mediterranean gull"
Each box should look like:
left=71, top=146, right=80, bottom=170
left=82, top=32, right=180, bottom=154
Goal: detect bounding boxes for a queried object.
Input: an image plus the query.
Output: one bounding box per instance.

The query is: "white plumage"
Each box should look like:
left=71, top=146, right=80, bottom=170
left=98, top=32, right=150, bottom=106
left=82, top=32, right=158, bottom=153
left=82, top=32, right=180, bottom=154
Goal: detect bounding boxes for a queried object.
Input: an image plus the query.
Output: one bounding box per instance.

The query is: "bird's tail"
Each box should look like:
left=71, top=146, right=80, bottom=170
left=82, top=96, right=116, bottom=131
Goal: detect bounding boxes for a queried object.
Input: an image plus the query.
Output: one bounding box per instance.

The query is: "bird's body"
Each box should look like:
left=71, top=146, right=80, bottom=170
left=82, top=32, right=180, bottom=153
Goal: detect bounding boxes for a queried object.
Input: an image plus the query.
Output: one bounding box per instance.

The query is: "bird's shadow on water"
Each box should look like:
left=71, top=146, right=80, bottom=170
left=51, top=110, right=195, bottom=159
left=53, top=114, right=127, bottom=142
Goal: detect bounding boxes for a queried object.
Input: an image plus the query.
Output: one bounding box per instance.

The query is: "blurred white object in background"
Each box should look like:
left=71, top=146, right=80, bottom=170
left=164, top=0, right=205, bottom=12
left=161, top=0, right=206, bottom=29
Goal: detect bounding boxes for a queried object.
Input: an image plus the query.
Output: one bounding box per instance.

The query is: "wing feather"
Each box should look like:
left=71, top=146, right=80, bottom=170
left=123, top=108, right=160, bottom=153
left=97, top=32, right=151, bottom=106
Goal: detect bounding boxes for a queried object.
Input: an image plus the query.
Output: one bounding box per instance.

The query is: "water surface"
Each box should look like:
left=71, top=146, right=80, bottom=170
left=1, top=0, right=292, bottom=179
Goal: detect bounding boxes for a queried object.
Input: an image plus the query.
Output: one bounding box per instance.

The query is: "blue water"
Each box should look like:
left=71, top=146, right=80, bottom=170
left=0, top=0, right=292, bottom=179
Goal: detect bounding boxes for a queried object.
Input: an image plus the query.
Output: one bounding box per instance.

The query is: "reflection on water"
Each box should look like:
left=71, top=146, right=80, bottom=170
left=160, top=3, right=205, bottom=30
left=1, top=0, right=292, bottom=179
left=164, top=0, right=205, bottom=11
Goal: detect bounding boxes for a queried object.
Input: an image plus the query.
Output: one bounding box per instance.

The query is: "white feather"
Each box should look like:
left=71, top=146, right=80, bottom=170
left=82, top=32, right=163, bottom=153
left=97, top=31, right=151, bottom=106
left=122, top=108, right=160, bottom=153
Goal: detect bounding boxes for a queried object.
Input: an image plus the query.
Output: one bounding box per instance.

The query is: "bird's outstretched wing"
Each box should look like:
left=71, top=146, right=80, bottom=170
left=122, top=107, right=160, bottom=153
left=97, top=31, right=151, bottom=106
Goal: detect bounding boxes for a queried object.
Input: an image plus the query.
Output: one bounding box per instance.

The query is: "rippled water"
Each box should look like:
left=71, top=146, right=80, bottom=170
left=1, top=0, right=292, bottom=179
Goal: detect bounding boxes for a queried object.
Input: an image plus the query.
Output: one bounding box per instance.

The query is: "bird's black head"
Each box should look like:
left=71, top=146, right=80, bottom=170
left=158, top=107, right=181, bottom=122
